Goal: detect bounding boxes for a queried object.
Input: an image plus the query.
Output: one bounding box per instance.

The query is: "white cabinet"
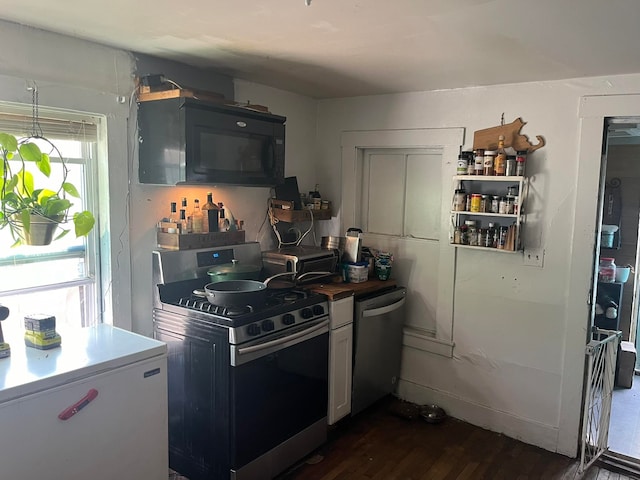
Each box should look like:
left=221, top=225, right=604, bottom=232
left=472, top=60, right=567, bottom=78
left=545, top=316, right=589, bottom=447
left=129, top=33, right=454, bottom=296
left=450, top=175, right=526, bottom=252
left=328, top=296, right=354, bottom=425
left=0, top=325, right=168, bottom=479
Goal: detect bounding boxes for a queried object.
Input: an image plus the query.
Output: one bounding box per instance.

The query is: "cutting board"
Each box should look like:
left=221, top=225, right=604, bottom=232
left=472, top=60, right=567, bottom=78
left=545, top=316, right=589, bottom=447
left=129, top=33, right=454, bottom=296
left=306, top=278, right=397, bottom=301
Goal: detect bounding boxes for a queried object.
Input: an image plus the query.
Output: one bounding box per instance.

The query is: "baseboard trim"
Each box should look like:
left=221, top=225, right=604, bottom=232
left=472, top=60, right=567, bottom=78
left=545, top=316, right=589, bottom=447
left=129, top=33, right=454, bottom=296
left=396, top=379, right=562, bottom=454
left=402, top=327, right=454, bottom=358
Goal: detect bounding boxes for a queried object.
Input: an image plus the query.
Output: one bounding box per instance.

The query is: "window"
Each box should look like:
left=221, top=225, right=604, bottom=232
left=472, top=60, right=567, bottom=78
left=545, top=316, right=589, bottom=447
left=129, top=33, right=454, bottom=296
left=0, top=105, right=101, bottom=333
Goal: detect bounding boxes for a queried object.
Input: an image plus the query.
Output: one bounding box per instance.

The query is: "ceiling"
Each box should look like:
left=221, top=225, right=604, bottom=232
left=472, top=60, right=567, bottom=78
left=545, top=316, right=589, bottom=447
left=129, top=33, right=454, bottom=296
left=2, top=0, right=640, bottom=99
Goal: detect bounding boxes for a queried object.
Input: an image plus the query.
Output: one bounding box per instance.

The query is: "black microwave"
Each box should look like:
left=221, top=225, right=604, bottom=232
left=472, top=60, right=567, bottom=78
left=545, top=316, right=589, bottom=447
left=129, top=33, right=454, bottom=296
left=138, top=97, right=286, bottom=186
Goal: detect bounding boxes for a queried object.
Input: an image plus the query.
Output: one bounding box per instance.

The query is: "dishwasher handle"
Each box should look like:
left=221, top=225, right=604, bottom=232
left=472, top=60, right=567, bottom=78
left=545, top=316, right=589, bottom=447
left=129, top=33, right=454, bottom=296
left=362, top=297, right=406, bottom=318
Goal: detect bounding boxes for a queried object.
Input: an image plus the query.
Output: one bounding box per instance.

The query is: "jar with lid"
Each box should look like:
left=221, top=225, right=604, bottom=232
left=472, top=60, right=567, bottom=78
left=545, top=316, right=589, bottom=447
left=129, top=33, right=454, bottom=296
left=498, top=196, right=508, bottom=214
left=457, top=154, right=468, bottom=175
left=460, top=224, right=469, bottom=245
left=477, top=228, right=486, bottom=247
left=453, top=188, right=466, bottom=211
left=470, top=193, right=482, bottom=212
left=474, top=149, right=484, bottom=175
left=465, top=220, right=478, bottom=246
left=505, top=155, right=516, bottom=176
left=483, top=150, right=496, bottom=176
left=598, top=258, right=617, bottom=283
left=480, top=194, right=489, bottom=213
left=463, top=151, right=475, bottom=175
left=490, top=195, right=500, bottom=214
left=516, top=151, right=527, bottom=176
left=485, top=223, right=495, bottom=248
left=453, top=226, right=462, bottom=244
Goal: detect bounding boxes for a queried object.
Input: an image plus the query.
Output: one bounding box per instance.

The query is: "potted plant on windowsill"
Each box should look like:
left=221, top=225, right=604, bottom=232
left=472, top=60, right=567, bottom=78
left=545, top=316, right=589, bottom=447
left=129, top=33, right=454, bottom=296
left=0, top=132, right=95, bottom=246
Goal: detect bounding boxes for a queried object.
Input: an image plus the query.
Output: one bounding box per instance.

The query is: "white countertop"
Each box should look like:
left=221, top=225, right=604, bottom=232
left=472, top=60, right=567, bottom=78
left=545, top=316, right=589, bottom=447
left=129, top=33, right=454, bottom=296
left=0, top=324, right=167, bottom=403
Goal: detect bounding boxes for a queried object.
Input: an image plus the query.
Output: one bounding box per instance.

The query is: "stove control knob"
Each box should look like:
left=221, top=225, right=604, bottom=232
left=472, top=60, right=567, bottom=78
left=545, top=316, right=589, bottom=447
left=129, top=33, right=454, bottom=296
left=312, top=305, right=325, bottom=316
left=247, top=323, right=261, bottom=336
left=262, top=319, right=275, bottom=332
left=301, top=307, right=313, bottom=319
left=282, top=313, right=296, bottom=325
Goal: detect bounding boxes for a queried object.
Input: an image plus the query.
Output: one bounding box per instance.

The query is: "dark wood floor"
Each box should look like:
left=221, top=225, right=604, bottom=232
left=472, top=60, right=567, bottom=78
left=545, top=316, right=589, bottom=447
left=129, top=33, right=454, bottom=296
left=276, top=396, right=638, bottom=480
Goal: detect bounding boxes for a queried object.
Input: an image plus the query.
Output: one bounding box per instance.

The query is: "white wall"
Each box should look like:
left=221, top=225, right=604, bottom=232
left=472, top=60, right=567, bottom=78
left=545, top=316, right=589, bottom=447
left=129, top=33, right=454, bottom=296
left=316, top=76, right=640, bottom=456
left=0, top=20, right=134, bottom=330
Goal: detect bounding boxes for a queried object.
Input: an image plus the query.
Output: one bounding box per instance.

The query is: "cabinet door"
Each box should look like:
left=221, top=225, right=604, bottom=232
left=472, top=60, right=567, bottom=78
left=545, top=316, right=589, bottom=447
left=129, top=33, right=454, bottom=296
left=0, top=356, right=168, bottom=479
left=329, top=323, right=353, bottom=425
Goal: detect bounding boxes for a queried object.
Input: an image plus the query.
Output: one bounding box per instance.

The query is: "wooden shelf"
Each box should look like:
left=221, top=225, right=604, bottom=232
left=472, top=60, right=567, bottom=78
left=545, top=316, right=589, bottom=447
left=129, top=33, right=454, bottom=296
left=269, top=198, right=332, bottom=222
left=271, top=208, right=332, bottom=222
left=450, top=211, right=518, bottom=218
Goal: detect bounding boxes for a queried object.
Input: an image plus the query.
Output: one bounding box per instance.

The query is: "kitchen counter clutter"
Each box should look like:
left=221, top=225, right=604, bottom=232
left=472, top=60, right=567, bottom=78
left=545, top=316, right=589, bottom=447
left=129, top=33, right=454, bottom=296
left=0, top=323, right=168, bottom=479
left=306, top=277, right=398, bottom=300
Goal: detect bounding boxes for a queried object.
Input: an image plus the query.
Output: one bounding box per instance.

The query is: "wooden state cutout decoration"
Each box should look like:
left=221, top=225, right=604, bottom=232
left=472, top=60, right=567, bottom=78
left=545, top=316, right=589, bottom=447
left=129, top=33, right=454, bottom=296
left=473, top=117, right=545, bottom=152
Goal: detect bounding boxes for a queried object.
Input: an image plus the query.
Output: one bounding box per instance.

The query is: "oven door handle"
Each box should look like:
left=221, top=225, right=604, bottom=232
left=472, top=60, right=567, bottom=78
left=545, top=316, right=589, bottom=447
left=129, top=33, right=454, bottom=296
left=237, top=318, right=329, bottom=357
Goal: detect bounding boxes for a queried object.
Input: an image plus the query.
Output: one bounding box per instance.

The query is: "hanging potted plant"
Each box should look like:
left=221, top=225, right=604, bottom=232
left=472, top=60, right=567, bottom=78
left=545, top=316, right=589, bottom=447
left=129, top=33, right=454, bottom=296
left=0, top=132, right=95, bottom=246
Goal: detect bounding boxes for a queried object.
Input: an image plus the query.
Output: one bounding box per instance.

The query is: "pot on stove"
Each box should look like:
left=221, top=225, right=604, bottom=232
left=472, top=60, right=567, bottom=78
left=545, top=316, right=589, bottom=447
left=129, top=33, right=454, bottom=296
left=207, top=259, right=262, bottom=283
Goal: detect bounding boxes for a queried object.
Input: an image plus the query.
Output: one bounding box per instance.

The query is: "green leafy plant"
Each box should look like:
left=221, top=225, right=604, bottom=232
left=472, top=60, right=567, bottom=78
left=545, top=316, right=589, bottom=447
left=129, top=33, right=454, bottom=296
left=0, top=132, right=95, bottom=246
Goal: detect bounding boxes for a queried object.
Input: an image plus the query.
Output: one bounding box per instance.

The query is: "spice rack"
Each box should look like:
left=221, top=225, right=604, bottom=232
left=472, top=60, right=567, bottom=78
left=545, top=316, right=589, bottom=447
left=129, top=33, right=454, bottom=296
left=449, top=175, right=526, bottom=252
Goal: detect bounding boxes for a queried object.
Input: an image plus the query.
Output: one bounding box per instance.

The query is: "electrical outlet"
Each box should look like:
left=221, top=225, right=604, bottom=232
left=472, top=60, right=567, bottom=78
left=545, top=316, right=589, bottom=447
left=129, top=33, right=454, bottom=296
left=523, top=249, right=544, bottom=267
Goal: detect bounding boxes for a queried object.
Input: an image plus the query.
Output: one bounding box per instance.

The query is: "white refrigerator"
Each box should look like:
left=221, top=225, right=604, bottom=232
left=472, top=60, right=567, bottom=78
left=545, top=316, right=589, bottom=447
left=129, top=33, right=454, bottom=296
left=0, top=324, right=168, bottom=479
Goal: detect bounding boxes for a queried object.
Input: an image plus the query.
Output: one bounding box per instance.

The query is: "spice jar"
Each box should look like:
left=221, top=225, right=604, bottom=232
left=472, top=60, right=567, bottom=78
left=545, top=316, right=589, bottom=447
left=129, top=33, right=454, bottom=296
left=460, top=224, right=469, bottom=245
left=470, top=193, right=482, bottom=212
left=453, top=226, right=462, bottom=244
left=464, top=151, right=475, bottom=175
left=457, top=154, right=468, bottom=175
left=516, top=151, right=527, bottom=176
left=465, top=220, right=478, bottom=246
left=498, top=196, right=508, bottom=214
left=485, top=223, right=495, bottom=248
left=483, top=150, right=496, bottom=176
left=453, top=189, right=466, bottom=211
left=480, top=194, right=489, bottom=213
left=598, top=258, right=616, bottom=283
left=505, top=155, right=516, bottom=176
left=491, top=195, right=500, bottom=214
left=474, top=149, right=484, bottom=175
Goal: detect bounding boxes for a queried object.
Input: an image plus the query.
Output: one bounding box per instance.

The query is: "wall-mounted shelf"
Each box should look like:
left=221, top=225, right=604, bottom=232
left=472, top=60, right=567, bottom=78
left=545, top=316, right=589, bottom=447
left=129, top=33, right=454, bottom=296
left=449, top=175, right=527, bottom=252
left=269, top=199, right=332, bottom=222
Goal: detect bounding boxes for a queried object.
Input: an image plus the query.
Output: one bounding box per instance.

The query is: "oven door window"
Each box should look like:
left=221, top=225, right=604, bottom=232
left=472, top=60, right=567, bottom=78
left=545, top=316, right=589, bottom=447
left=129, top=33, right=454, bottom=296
left=231, top=331, right=328, bottom=468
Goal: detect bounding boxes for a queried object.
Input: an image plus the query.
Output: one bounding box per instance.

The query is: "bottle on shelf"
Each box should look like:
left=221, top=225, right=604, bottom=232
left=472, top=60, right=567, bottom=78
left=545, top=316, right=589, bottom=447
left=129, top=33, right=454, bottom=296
left=181, top=197, right=192, bottom=233
left=310, top=184, right=322, bottom=210
left=167, top=202, right=178, bottom=233
left=218, top=202, right=229, bottom=232
left=179, top=209, right=189, bottom=234
left=202, top=192, right=219, bottom=233
left=169, top=202, right=178, bottom=223
left=191, top=199, right=204, bottom=233
left=494, top=135, right=506, bottom=176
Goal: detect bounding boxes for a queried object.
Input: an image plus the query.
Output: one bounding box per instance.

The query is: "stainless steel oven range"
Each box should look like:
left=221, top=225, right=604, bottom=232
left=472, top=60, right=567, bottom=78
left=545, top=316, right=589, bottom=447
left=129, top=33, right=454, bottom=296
left=152, top=242, right=329, bottom=480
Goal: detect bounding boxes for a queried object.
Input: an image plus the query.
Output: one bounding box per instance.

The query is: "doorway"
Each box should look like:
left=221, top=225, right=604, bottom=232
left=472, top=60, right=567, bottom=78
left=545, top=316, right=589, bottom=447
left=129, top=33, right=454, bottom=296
left=601, top=118, right=640, bottom=461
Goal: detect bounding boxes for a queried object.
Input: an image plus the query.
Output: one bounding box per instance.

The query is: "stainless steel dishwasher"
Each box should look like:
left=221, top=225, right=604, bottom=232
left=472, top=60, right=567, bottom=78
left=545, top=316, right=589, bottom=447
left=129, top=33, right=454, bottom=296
left=351, top=286, right=407, bottom=416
